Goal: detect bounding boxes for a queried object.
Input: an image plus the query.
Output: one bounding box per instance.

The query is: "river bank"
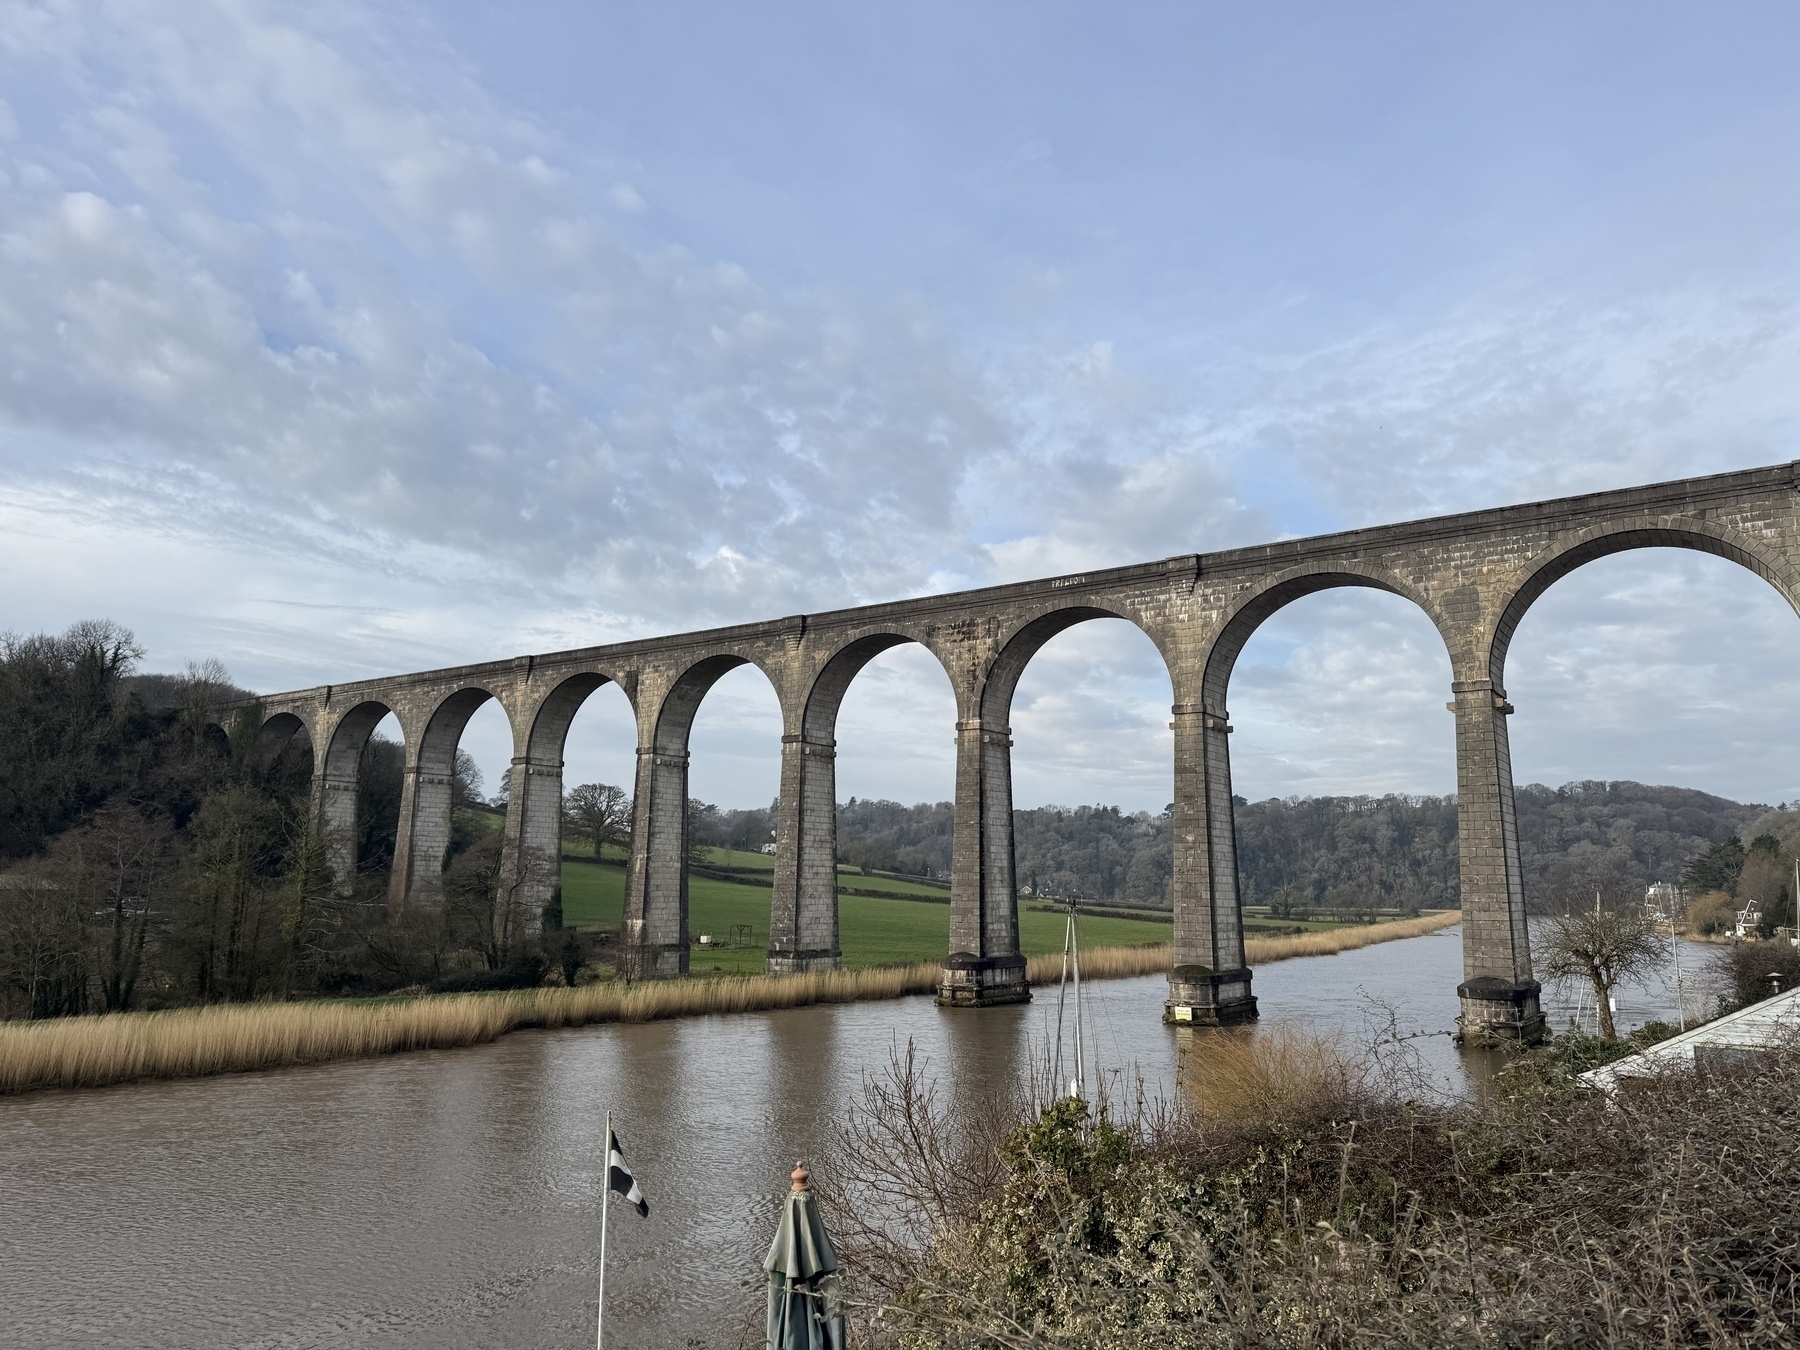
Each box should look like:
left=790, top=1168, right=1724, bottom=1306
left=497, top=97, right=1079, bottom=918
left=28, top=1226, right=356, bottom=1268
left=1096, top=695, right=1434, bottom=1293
left=2, top=921, right=1716, bottom=1349
left=0, top=912, right=1458, bottom=1094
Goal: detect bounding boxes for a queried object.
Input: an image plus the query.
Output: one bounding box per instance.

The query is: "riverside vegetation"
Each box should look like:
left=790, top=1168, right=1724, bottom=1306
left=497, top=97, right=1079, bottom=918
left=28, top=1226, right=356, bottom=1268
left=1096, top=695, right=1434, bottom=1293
left=822, top=1026, right=1800, bottom=1347
left=0, top=913, right=1458, bottom=1093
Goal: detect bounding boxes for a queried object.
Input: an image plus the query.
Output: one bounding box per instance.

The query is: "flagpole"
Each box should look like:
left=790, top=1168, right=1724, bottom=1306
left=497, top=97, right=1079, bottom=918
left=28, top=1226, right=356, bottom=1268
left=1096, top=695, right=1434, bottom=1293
left=597, top=1109, right=610, bottom=1350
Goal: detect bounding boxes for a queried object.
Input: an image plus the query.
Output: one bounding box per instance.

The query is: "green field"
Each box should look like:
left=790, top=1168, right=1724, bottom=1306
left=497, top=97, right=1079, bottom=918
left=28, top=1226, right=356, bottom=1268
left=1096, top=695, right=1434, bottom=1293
left=543, top=833, right=1399, bottom=972
left=559, top=852, right=1173, bottom=976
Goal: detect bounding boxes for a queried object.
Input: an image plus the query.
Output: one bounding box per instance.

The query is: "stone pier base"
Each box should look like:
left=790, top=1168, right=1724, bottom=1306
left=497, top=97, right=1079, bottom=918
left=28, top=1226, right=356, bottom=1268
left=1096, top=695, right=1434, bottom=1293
left=936, top=952, right=1030, bottom=1007
left=766, top=948, right=841, bottom=975
left=1455, top=976, right=1547, bottom=1046
left=1163, top=965, right=1258, bottom=1026
left=616, top=943, right=688, bottom=980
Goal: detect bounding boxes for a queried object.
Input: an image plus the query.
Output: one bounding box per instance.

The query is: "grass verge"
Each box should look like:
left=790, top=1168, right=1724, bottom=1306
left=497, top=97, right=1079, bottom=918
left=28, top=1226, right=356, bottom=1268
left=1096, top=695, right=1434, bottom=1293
left=0, top=912, right=1459, bottom=1094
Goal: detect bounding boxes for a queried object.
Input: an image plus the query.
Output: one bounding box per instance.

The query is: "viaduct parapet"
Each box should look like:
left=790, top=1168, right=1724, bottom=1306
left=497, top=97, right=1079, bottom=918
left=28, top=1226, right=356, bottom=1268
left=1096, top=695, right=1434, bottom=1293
left=246, top=461, right=1800, bottom=1044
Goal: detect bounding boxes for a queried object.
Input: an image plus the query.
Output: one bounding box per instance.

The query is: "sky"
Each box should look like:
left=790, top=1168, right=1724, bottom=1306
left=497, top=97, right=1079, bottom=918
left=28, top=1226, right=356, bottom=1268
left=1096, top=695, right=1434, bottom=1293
left=2, top=1, right=1799, bottom=813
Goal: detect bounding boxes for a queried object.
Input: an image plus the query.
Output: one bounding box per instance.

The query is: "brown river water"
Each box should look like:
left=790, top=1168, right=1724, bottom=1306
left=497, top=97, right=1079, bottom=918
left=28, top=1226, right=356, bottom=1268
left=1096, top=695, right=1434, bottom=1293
left=0, top=926, right=1720, bottom=1349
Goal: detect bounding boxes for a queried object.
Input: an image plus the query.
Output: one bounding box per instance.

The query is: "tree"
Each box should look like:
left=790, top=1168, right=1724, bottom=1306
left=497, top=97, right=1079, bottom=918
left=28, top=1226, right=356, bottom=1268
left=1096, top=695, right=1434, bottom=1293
left=0, top=862, right=88, bottom=1017
left=174, top=657, right=238, bottom=757
left=1539, top=902, right=1667, bottom=1039
left=181, top=784, right=288, bottom=1001
left=442, top=833, right=556, bottom=972
left=46, top=801, right=179, bottom=1012
left=451, top=749, right=484, bottom=810
left=1687, top=889, right=1738, bottom=937
left=1682, top=835, right=1748, bottom=896
left=356, top=735, right=405, bottom=877
left=563, top=782, right=630, bottom=859
left=1736, top=835, right=1794, bottom=936
left=278, top=817, right=341, bottom=998
left=0, top=620, right=145, bottom=858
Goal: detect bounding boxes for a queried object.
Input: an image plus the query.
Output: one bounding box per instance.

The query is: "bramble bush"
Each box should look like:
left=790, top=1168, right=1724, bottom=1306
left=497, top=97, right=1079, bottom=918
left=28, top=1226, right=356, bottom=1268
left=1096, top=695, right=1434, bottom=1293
left=824, top=1032, right=1800, bottom=1348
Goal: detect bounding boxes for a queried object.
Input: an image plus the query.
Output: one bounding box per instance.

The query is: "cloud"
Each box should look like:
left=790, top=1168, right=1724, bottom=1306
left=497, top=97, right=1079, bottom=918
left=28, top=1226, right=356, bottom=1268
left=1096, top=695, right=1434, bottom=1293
left=2, top=1, right=1797, bottom=811
left=0, top=0, right=1007, bottom=629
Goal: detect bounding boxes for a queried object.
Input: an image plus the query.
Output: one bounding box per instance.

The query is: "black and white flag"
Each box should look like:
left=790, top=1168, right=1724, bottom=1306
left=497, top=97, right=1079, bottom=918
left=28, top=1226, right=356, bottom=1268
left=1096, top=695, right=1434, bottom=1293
left=607, top=1128, right=649, bottom=1218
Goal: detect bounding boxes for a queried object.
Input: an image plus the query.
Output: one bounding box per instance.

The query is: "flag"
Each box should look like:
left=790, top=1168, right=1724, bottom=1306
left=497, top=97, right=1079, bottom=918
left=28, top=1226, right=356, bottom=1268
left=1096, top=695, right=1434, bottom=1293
left=607, top=1127, right=649, bottom=1218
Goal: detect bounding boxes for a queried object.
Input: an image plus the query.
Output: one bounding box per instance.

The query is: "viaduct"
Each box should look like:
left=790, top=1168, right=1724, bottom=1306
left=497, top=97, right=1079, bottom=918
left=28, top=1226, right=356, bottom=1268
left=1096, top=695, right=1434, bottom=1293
left=248, top=461, right=1800, bottom=1045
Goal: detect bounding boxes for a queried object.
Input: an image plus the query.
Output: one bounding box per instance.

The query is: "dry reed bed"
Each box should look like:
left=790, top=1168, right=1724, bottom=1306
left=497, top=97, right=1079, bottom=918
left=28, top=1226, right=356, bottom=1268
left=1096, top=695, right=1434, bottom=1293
left=0, top=912, right=1458, bottom=1094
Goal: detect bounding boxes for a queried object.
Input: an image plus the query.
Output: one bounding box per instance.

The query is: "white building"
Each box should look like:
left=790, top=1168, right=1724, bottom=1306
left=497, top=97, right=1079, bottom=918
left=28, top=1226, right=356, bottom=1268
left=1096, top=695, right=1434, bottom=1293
left=1580, top=985, right=1800, bottom=1094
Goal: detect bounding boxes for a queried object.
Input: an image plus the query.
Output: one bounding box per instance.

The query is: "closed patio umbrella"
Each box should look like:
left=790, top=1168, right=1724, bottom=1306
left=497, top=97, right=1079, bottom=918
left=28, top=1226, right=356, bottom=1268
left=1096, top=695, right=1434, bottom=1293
left=764, top=1163, right=846, bottom=1350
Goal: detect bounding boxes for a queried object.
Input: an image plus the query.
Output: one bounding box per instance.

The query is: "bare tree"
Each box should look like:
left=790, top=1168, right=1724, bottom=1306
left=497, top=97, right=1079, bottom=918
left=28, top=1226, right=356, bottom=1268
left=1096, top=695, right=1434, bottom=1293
left=175, top=657, right=238, bottom=755
left=450, top=749, right=485, bottom=810
left=562, top=782, right=630, bottom=859
left=1539, top=901, right=1666, bottom=1039
left=0, top=862, right=88, bottom=1017
left=443, top=834, right=557, bottom=971
left=57, top=801, right=178, bottom=1011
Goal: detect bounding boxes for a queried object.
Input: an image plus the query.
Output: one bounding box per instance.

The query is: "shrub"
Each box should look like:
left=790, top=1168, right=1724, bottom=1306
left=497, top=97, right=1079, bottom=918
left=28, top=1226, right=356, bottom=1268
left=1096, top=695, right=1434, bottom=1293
left=1689, top=888, right=1740, bottom=936
left=428, top=956, right=546, bottom=994
left=824, top=1033, right=1800, bottom=1347
left=1722, top=941, right=1800, bottom=1011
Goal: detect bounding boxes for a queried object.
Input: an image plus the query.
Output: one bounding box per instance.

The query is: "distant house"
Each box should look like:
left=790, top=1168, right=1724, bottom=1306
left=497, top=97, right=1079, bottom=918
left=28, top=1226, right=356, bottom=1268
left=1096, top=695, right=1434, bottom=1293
left=759, top=843, right=777, bottom=855
left=1736, top=904, right=1763, bottom=939
left=1581, top=985, right=1800, bottom=1095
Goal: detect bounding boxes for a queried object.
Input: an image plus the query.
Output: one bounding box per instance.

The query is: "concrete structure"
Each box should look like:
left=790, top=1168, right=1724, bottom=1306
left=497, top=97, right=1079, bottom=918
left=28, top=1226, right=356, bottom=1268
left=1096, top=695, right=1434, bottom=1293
left=248, top=461, right=1800, bottom=1044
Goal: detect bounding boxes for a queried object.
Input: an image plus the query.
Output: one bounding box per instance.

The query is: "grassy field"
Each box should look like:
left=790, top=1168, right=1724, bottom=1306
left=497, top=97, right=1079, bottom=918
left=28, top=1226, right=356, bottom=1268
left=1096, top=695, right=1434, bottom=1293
left=558, top=846, right=1437, bottom=974
left=560, top=856, right=1173, bottom=975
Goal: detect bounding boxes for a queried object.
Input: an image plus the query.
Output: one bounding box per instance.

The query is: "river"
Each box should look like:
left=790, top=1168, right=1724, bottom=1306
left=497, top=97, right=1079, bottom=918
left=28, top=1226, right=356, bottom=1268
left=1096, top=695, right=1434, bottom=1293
left=0, top=926, right=1724, bottom=1349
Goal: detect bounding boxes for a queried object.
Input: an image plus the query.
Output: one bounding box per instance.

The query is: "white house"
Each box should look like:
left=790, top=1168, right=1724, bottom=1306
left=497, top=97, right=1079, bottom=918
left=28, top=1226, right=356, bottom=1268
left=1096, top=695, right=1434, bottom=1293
left=1579, top=985, right=1800, bottom=1095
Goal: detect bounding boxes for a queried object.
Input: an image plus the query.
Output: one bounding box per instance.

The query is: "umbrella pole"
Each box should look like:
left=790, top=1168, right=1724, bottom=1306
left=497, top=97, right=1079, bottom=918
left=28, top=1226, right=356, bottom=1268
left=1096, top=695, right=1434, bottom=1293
left=597, top=1109, right=610, bottom=1350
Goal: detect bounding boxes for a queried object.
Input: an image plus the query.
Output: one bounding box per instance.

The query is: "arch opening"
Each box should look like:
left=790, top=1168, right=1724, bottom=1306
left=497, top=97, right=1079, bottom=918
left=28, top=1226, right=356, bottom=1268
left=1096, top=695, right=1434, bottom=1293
left=1490, top=524, right=1800, bottom=686
left=529, top=673, right=637, bottom=948
left=1202, top=572, right=1447, bottom=713
left=256, top=711, right=315, bottom=808
left=825, top=638, right=960, bottom=964
left=317, top=702, right=403, bottom=890
left=444, top=695, right=512, bottom=853
left=1500, top=547, right=1800, bottom=938
left=1004, top=614, right=1179, bottom=909
left=1224, top=585, right=1459, bottom=920
left=972, top=607, right=1181, bottom=1017
left=663, top=656, right=786, bottom=976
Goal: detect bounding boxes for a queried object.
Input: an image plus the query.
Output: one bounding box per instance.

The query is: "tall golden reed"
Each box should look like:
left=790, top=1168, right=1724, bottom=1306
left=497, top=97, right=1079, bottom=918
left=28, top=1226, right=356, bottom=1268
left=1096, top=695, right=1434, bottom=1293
left=1179, top=1025, right=1362, bottom=1124
left=0, top=912, right=1458, bottom=1094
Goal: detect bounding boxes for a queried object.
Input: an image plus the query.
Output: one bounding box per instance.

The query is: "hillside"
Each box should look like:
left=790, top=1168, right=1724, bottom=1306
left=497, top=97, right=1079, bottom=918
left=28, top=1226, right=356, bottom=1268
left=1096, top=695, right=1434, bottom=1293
left=816, top=781, right=1764, bottom=914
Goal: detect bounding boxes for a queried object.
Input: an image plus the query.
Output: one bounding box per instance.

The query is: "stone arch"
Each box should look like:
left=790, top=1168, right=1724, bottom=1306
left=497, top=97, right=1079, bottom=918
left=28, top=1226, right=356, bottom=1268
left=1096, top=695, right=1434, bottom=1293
left=257, top=710, right=313, bottom=770
left=323, top=701, right=395, bottom=789
left=766, top=632, right=961, bottom=976
left=524, top=670, right=634, bottom=765
left=802, top=631, right=955, bottom=741
left=416, top=686, right=513, bottom=783
left=1486, top=515, right=1800, bottom=686
left=652, top=653, right=784, bottom=755
left=198, top=721, right=233, bottom=758
left=507, top=669, right=637, bottom=935
left=622, top=653, right=787, bottom=979
left=390, top=685, right=515, bottom=913
left=979, top=604, right=1174, bottom=725
left=319, top=699, right=398, bottom=887
left=1201, top=563, right=1458, bottom=711
left=1159, top=564, right=1457, bottom=1028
